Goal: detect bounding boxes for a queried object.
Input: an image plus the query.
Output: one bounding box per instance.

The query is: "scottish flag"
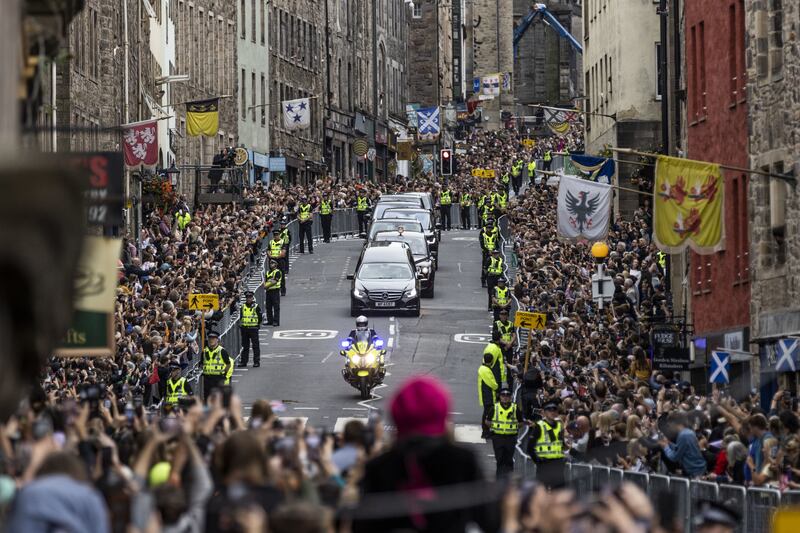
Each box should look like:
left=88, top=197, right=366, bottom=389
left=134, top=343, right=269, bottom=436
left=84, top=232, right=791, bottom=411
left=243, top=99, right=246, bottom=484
left=416, top=106, right=440, bottom=140
left=709, top=351, right=730, bottom=384
left=776, top=338, right=798, bottom=372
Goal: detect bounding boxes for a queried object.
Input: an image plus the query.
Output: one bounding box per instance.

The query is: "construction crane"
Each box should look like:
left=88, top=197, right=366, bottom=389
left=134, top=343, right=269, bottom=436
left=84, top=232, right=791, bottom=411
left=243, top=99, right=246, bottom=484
left=513, top=3, right=583, bottom=57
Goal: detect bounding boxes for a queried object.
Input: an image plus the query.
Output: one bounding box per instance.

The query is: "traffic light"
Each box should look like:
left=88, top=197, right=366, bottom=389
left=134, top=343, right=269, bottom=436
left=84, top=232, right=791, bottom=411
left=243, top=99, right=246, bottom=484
left=440, top=148, right=453, bottom=175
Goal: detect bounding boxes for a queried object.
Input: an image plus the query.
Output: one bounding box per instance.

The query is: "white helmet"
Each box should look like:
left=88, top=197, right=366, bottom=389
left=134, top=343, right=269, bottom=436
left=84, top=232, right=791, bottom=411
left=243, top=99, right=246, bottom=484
left=356, top=315, right=369, bottom=330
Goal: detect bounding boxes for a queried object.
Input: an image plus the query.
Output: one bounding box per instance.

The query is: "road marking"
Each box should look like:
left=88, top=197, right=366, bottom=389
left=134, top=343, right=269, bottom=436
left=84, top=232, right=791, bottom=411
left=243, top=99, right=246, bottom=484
left=453, top=424, right=486, bottom=444
left=262, top=353, right=305, bottom=359
left=231, top=380, right=239, bottom=383
left=321, top=351, right=335, bottom=363
left=273, top=330, right=338, bottom=340
left=458, top=262, right=463, bottom=273
left=342, top=407, right=368, bottom=411
left=334, top=417, right=368, bottom=433
left=454, top=333, right=491, bottom=344
left=389, top=316, right=395, bottom=322
left=294, top=407, right=320, bottom=410
left=389, top=324, right=395, bottom=335
left=449, top=412, right=464, bottom=415
left=388, top=337, right=394, bottom=348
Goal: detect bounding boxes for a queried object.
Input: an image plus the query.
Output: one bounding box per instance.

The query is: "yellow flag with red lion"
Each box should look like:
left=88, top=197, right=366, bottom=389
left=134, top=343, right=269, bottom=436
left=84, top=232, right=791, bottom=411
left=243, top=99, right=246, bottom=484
left=653, top=155, right=724, bottom=254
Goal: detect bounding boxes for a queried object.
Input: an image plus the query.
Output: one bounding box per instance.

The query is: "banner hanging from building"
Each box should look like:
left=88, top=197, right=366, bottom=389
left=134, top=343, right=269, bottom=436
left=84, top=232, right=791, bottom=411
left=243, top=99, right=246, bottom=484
left=557, top=174, right=611, bottom=241
left=543, top=107, right=577, bottom=136
left=283, top=97, right=311, bottom=130
left=121, top=120, right=158, bottom=168
left=502, top=72, right=512, bottom=92
left=186, top=98, right=220, bottom=137
left=416, top=106, right=441, bottom=141
left=481, top=74, right=500, bottom=95
left=653, top=155, right=724, bottom=254
left=568, top=154, right=616, bottom=185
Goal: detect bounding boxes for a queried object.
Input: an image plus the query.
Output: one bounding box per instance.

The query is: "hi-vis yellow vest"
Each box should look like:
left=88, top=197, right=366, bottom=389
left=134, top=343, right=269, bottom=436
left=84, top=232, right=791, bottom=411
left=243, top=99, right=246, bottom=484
left=534, top=419, right=564, bottom=459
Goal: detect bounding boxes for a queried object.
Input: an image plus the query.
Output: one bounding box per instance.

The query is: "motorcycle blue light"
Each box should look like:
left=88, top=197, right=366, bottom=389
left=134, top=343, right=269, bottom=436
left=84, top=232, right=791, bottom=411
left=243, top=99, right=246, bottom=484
left=374, top=338, right=384, bottom=348
left=340, top=340, right=351, bottom=349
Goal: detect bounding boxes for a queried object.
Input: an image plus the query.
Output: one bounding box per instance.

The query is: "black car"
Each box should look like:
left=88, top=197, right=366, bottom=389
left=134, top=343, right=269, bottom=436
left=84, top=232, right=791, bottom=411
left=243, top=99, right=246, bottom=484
left=365, top=218, right=425, bottom=241
left=381, top=207, right=441, bottom=259
left=371, top=230, right=435, bottom=298
left=348, top=241, right=421, bottom=317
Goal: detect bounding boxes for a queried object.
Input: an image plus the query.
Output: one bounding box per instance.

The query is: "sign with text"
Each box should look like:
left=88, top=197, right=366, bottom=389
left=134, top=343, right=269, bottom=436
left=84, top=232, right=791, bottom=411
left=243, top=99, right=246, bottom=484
left=189, top=293, right=220, bottom=311
left=515, top=310, right=547, bottom=330
left=471, top=168, right=496, bottom=178
left=522, top=139, right=535, bottom=148
left=68, top=152, right=124, bottom=227
left=653, top=347, right=691, bottom=371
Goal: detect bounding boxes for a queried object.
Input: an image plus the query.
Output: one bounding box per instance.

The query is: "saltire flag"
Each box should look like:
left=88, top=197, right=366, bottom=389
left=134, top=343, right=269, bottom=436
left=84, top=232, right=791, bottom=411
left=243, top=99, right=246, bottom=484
left=654, top=155, right=724, bottom=254
left=481, top=74, right=500, bottom=95
left=709, top=351, right=730, bottom=384
left=502, top=72, right=513, bottom=91
left=557, top=174, right=612, bottom=241
left=776, top=338, right=799, bottom=373
left=186, top=98, right=219, bottom=137
left=122, top=119, right=158, bottom=168
left=543, top=107, right=578, bottom=136
left=283, top=98, right=311, bottom=130
left=416, top=106, right=440, bottom=140
left=567, top=154, right=617, bottom=185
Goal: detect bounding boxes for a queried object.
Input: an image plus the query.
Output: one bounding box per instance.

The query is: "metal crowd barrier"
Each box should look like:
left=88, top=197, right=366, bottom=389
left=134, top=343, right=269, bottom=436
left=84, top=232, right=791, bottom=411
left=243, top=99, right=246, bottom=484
left=554, top=461, right=798, bottom=532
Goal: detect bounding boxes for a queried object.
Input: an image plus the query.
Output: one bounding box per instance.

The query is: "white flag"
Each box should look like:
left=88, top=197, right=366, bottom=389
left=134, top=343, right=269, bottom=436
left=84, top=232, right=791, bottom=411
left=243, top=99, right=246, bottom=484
left=283, top=98, right=311, bottom=130
left=482, top=74, right=500, bottom=95
left=557, top=174, right=612, bottom=241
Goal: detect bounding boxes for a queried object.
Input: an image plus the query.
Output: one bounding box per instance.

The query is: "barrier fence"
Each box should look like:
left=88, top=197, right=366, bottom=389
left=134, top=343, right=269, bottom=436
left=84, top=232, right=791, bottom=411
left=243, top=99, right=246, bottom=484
left=521, top=458, right=797, bottom=533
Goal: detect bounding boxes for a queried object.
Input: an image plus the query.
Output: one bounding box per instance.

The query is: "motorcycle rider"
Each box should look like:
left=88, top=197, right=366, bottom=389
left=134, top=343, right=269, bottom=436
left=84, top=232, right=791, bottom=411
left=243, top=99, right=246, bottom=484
left=347, top=315, right=380, bottom=343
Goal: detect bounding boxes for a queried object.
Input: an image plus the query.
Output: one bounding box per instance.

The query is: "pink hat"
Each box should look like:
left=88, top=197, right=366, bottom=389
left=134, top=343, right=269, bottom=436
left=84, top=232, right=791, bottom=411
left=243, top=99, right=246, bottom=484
left=390, top=375, right=451, bottom=438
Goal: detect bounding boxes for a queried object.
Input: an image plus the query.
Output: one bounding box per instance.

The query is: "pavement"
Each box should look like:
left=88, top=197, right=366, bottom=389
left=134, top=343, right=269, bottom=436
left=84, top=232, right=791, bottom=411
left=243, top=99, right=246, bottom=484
left=230, top=227, right=502, bottom=473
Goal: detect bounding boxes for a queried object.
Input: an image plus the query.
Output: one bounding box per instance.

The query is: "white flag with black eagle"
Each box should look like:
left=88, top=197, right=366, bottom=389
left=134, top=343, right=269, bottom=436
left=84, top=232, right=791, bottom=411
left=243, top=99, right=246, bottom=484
left=557, top=174, right=612, bottom=241
left=283, top=98, right=311, bottom=130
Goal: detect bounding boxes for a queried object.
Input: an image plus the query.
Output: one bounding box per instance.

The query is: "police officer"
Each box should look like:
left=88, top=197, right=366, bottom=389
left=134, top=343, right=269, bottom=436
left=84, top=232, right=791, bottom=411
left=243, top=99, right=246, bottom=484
left=528, top=401, right=565, bottom=488
left=527, top=158, right=537, bottom=186
left=512, top=159, right=524, bottom=195
left=486, top=387, right=524, bottom=477
left=438, top=187, right=453, bottom=231
left=268, top=229, right=287, bottom=296
left=484, top=332, right=507, bottom=388
left=492, top=277, right=511, bottom=321
left=298, top=196, right=314, bottom=254
left=500, top=170, right=511, bottom=194
left=264, top=259, right=283, bottom=326
left=478, top=352, right=499, bottom=439
left=202, top=331, right=234, bottom=401
left=320, top=192, right=334, bottom=243
left=543, top=149, right=552, bottom=171
left=238, top=290, right=264, bottom=368
left=479, top=220, right=499, bottom=287
left=165, top=364, right=192, bottom=406
left=459, top=190, right=472, bottom=230
left=493, top=308, right=517, bottom=368
left=355, top=188, right=370, bottom=235
left=492, top=187, right=508, bottom=219
left=486, top=249, right=504, bottom=309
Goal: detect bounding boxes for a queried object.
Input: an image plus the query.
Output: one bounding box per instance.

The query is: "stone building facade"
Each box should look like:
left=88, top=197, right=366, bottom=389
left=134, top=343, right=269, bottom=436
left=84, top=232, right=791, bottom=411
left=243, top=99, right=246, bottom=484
left=745, top=0, right=800, bottom=390
left=513, top=0, right=583, bottom=107
left=408, top=0, right=452, bottom=108
left=470, top=0, right=513, bottom=129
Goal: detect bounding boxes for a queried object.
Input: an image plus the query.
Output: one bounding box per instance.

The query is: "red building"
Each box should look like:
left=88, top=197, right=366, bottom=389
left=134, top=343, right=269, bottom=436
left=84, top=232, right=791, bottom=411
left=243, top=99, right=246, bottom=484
left=685, top=1, right=750, bottom=363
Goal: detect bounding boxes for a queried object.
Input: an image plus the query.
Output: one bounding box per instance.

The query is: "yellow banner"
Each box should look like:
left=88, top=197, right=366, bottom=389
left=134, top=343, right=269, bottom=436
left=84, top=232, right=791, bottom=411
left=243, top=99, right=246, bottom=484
left=186, top=98, right=220, bottom=137
left=522, top=139, right=535, bottom=148
left=653, top=155, right=724, bottom=254
left=471, top=168, right=496, bottom=178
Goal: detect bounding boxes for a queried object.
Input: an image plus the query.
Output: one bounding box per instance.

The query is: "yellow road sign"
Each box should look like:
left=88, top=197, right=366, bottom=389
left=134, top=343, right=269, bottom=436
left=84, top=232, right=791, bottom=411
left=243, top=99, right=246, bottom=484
left=522, top=139, right=535, bottom=148
left=775, top=510, right=800, bottom=533
left=189, top=293, right=220, bottom=311
left=515, top=310, right=547, bottom=330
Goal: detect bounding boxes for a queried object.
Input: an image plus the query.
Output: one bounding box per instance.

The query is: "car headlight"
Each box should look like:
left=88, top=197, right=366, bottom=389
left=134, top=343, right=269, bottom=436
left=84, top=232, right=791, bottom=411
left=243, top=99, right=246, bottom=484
left=421, top=266, right=430, bottom=274
left=365, top=353, right=376, bottom=365
left=406, top=288, right=417, bottom=298
left=353, top=287, right=365, bottom=298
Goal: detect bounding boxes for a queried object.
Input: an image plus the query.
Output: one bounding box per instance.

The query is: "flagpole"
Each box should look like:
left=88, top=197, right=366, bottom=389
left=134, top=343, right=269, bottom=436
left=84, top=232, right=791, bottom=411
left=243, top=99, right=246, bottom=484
left=536, top=168, right=654, bottom=197
left=120, top=116, right=174, bottom=127
left=611, top=146, right=796, bottom=184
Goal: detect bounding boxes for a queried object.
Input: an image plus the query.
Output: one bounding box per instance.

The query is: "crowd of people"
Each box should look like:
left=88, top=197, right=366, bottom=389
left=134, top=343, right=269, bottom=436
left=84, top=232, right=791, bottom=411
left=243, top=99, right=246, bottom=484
left=0, top=120, right=782, bottom=532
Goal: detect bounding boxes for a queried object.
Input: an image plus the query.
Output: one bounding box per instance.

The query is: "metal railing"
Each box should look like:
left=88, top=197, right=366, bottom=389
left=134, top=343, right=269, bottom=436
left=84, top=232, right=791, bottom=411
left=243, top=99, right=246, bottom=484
left=520, top=458, right=798, bottom=533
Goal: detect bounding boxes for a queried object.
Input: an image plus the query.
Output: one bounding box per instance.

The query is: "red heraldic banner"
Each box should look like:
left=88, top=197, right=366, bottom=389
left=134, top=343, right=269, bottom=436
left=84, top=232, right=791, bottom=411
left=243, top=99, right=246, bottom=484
left=122, top=120, right=159, bottom=168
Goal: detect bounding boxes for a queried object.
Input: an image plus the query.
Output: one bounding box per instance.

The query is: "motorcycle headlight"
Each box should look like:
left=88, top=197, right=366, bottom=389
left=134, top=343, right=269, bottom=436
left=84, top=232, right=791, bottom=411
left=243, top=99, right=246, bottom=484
left=365, top=353, right=376, bottom=365
left=353, top=287, right=365, bottom=298
left=406, top=288, right=417, bottom=298
left=350, top=355, right=361, bottom=365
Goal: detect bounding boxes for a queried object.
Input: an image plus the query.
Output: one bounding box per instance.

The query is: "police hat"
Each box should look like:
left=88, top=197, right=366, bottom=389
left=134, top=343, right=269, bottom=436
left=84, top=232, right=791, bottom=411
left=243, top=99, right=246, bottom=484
left=498, top=387, right=512, bottom=396
left=269, top=259, right=278, bottom=265
left=169, top=363, right=182, bottom=371
left=543, top=402, right=558, bottom=411
left=207, top=331, right=220, bottom=339
left=491, top=248, right=501, bottom=253
left=694, top=500, right=740, bottom=528
left=497, top=277, right=507, bottom=283
left=273, top=228, right=281, bottom=234
left=499, top=308, right=509, bottom=315
left=245, top=290, right=254, bottom=297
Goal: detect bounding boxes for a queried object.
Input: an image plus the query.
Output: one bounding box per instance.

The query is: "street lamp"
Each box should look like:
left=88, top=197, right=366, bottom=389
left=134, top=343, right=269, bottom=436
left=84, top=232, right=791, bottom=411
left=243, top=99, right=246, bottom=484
left=590, top=241, right=612, bottom=310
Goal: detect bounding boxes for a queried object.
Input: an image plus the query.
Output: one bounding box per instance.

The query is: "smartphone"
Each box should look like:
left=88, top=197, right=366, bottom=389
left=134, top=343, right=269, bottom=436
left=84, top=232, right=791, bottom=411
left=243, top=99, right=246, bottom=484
left=222, top=385, right=232, bottom=409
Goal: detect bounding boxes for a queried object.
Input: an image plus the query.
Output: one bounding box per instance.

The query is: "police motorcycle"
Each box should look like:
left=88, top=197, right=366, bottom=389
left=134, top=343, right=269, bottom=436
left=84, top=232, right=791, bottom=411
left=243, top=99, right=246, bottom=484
left=340, top=330, right=387, bottom=400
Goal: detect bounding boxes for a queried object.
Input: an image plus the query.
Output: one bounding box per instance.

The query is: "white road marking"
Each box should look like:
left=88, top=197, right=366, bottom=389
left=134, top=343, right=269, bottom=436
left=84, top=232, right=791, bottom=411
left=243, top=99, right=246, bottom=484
left=321, top=351, right=335, bottom=363
left=458, top=262, right=463, bottom=273
left=294, top=407, right=320, bottom=410
left=453, top=424, right=487, bottom=444
left=231, top=380, right=239, bottom=383
left=334, top=417, right=368, bottom=433
left=388, top=337, right=394, bottom=348
left=389, top=324, right=395, bottom=335
left=389, top=316, right=395, bottom=322
left=454, top=333, right=492, bottom=344
left=342, top=407, right=368, bottom=411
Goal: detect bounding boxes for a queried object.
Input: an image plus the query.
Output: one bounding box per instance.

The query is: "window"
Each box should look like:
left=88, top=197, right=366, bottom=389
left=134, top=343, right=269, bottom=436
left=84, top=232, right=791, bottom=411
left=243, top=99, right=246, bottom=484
left=769, top=163, right=787, bottom=266
left=260, top=0, right=265, bottom=44
left=689, top=23, right=707, bottom=120
left=699, top=23, right=706, bottom=116
left=260, top=74, right=266, bottom=126
left=729, top=3, right=737, bottom=103
left=241, top=68, right=247, bottom=119
left=251, top=72, right=256, bottom=121
left=769, top=0, right=783, bottom=78
left=655, top=42, right=663, bottom=101
left=412, top=2, right=421, bottom=18
left=251, top=0, right=256, bottom=42
left=241, top=0, right=246, bottom=38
